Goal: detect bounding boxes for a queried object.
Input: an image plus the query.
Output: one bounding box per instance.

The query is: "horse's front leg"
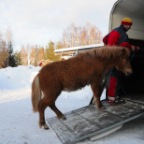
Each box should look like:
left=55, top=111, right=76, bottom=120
left=90, top=82, right=103, bottom=108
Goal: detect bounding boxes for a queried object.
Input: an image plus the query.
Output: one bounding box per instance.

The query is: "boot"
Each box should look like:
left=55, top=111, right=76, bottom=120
left=114, top=96, right=125, bottom=104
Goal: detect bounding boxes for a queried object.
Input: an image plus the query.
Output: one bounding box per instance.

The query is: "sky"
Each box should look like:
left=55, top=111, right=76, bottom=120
left=0, top=0, right=117, bottom=51
left=0, top=65, right=144, bottom=144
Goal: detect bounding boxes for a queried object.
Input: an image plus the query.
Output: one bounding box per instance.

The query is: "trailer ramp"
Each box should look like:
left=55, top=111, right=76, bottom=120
left=47, top=100, right=144, bottom=144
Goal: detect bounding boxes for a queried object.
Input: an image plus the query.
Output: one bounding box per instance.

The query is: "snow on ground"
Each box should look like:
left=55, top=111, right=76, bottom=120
left=0, top=66, right=144, bottom=144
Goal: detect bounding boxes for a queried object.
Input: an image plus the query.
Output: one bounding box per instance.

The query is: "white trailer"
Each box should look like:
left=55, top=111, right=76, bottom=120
left=49, top=1, right=144, bottom=143
left=109, top=0, right=144, bottom=96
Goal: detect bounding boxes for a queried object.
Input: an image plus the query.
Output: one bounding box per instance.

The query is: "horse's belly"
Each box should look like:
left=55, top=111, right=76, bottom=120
left=63, top=80, right=89, bottom=91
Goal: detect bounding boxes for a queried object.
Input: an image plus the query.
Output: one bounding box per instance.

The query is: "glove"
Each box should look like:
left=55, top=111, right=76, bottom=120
left=131, top=45, right=140, bottom=51
left=120, top=42, right=140, bottom=51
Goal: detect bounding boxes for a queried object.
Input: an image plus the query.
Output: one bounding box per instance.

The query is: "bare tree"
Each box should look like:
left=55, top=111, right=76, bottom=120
left=61, top=23, right=102, bottom=48
left=19, top=45, right=28, bottom=65
left=0, top=40, right=8, bottom=68
left=62, top=23, right=80, bottom=47
left=0, top=32, right=8, bottom=68
left=26, top=44, right=32, bottom=65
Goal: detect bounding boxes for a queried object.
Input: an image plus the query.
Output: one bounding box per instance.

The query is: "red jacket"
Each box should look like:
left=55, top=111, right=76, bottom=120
left=103, top=25, right=139, bottom=51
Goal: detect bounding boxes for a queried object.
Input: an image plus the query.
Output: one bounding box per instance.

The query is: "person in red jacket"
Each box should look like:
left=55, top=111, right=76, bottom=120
left=103, top=17, right=139, bottom=104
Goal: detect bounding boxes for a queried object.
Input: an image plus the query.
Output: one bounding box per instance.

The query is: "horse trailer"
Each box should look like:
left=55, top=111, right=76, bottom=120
left=49, top=0, right=144, bottom=143
left=109, top=0, right=144, bottom=96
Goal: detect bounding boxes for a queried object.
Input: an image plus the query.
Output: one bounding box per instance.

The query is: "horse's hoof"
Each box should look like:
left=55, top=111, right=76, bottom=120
left=97, top=106, right=105, bottom=112
left=39, top=123, right=49, bottom=130
left=58, top=115, right=66, bottom=120
left=95, top=105, right=101, bottom=109
left=61, top=116, right=66, bottom=120
left=42, top=124, right=49, bottom=130
left=96, top=104, right=104, bottom=110
left=44, top=126, right=49, bottom=130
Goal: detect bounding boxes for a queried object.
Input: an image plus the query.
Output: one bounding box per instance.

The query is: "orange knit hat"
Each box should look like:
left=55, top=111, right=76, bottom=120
left=121, top=17, right=133, bottom=25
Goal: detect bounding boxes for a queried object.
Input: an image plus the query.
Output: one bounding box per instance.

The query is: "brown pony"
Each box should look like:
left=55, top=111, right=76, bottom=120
left=31, top=46, right=132, bottom=129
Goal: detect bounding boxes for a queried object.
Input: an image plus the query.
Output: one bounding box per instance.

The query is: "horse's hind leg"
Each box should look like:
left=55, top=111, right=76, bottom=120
left=38, top=88, right=64, bottom=129
left=90, top=82, right=102, bottom=108
left=50, top=103, right=66, bottom=120
left=38, top=98, right=49, bottom=130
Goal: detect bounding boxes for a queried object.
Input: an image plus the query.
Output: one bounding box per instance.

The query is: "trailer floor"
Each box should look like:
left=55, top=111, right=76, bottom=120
left=47, top=99, right=144, bottom=144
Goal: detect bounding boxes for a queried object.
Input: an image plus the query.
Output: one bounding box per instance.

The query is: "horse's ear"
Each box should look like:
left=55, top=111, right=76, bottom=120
left=122, top=47, right=130, bottom=56
left=121, top=48, right=127, bottom=56
left=122, top=48, right=126, bottom=53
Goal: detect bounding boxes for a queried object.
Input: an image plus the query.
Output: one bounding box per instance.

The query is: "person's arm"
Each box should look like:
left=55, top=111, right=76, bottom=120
left=107, top=31, right=120, bottom=46
left=120, top=42, right=139, bottom=51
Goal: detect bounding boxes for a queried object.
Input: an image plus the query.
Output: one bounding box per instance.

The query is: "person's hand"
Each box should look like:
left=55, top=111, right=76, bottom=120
left=131, top=45, right=140, bottom=51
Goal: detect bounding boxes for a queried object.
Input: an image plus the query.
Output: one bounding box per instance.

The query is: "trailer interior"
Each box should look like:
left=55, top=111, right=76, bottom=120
left=110, top=0, right=144, bottom=96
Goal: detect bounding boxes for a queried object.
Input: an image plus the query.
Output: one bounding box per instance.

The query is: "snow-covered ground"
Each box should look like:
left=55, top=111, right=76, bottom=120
left=0, top=66, right=144, bottom=144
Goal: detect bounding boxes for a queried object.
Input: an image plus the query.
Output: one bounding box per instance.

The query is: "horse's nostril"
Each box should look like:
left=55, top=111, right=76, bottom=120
left=126, top=71, right=133, bottom=76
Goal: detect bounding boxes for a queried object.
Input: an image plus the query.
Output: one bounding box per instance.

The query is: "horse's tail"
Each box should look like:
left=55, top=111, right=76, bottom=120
left=31, top=74, right=41, bottom=112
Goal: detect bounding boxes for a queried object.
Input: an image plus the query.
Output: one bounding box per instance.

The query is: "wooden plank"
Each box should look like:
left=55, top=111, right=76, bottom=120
left=48, top=107, right=101, bottom=144
left=60, top=112, right=100, bottom=137
left=47, top=100, right=144, bottom=144
left=48, top=116, right=76, bottom=144
left=127, top=97, right=144, bottom=105
left=73, top=105, right=122, bottom=127
left=104, top=101, right=144, bottom=119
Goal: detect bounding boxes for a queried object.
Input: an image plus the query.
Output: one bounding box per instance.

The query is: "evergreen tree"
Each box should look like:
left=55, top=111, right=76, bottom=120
left=45, top=41, right=61, bottom=61
left=8, top=41, right=17, bottom=67
left=15, top=51, right=22, bottom=65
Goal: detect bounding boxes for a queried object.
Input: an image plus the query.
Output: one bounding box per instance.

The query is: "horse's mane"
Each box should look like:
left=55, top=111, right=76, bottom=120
left=78, top=46, right=129, bottom=59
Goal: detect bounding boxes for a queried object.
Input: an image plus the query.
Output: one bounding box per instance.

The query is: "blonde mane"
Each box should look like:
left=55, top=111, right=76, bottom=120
left=80, top=46, right=129, bottom=59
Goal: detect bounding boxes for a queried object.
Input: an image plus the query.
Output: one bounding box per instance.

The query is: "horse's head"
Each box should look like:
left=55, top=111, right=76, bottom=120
left=115, top=48, right=133, bottom=76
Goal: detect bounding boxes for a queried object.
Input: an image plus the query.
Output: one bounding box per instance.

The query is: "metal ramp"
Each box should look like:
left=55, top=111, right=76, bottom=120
left=47, top=100, right=144, bottom=144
